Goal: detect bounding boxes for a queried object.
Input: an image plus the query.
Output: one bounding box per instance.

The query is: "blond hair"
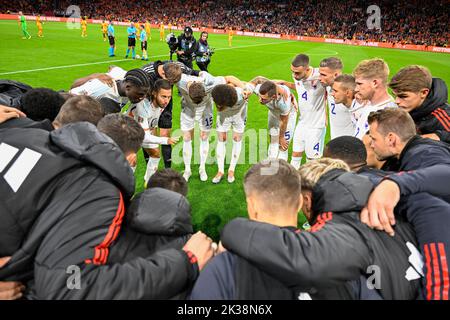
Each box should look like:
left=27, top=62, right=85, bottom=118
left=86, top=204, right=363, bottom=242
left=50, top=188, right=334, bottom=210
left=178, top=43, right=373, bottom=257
left=298, top=158, right=350, bottom=191
left=353, top=58, right=390, bottom=85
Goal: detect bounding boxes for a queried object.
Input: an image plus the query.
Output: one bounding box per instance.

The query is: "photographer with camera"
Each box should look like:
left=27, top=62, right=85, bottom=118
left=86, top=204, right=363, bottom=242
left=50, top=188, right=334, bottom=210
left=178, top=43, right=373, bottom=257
left=166, top=33, right=179, bottom=61
left=195, top=31, right=214, bottom=72
left=176, top=26, right=197, bottom=69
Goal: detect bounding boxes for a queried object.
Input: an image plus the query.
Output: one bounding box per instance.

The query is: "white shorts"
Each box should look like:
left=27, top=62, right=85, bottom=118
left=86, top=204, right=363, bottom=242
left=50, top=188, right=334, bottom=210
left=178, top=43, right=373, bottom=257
left=144, top=142, right=158, bottom=150
left=216, top=105, right=247, bottom=134
left=292, top=123, right=326, bottom=159
left=268, top=110, right=297, bottom=143
left=180, top=103, right=213, bottom=132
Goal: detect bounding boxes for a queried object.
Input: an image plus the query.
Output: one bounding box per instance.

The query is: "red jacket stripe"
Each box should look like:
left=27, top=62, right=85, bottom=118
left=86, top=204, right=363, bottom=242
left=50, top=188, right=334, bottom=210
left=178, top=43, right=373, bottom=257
left=432, top=111, right=450, bottom=131
left=438, top=243, right=449, bottom=300
left=85, top=192, right=125, bottom=265
left=437, top=109, right=450, bottom=129
left=424, top=244, right=433, bottom=300
left=430, top=243, right=442, bottom=300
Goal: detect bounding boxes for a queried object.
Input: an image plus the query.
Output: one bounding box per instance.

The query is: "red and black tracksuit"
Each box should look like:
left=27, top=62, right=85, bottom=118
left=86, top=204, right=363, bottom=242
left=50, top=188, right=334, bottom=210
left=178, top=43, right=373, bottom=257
left=410, top=78, right=450, bottom=143
left=382, top=136, right=450, bottom=300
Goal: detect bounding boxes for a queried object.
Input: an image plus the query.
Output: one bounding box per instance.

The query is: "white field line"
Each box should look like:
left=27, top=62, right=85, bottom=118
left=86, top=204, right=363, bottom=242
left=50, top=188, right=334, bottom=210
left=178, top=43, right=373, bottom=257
left=0, top=41, right=297, bottom=76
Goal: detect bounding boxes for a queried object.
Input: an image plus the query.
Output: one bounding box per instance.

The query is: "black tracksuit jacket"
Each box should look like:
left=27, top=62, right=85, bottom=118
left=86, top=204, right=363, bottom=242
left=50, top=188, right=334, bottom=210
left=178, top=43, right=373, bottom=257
left=0, top=123, right=197, bottom=299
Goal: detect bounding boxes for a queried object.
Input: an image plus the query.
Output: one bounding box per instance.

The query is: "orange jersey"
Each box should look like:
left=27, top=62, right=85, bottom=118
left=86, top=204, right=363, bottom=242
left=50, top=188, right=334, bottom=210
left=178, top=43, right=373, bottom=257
left=81, top=20, right=87, bottom=28
left=145, top=22, right=151, bottom=34
left=160, top=24, right=164, bottom=32
left=36, top=17, right=42, bottom=28
left=101, top=22, right=108, bottom=32
left=134, top=23, right=141, bottom=35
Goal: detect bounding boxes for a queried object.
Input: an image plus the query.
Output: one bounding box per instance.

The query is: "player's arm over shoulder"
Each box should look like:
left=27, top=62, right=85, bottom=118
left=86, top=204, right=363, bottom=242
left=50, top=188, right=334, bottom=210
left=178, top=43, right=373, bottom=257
left=71, top=73, right=115, bottom=89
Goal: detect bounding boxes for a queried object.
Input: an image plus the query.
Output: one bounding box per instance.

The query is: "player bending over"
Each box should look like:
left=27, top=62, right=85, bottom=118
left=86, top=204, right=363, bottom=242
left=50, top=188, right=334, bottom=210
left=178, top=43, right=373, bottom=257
left=211, top=81, right=253, bottom=184
left=249, top=76, right=298, bottom=161
left=178, top=72, right=246, bottom=182
left=70, top=67, right=152, bottom=111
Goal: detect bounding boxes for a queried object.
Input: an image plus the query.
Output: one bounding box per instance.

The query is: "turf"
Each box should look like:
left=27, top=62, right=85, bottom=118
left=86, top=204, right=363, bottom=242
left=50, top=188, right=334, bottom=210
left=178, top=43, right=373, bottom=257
left=1, top=20, right=449, bottom=241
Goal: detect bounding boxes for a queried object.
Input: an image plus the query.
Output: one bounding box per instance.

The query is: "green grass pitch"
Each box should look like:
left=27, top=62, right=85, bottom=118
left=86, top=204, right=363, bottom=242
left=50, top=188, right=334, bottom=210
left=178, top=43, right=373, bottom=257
left=1, top=20, right=449, bottom=241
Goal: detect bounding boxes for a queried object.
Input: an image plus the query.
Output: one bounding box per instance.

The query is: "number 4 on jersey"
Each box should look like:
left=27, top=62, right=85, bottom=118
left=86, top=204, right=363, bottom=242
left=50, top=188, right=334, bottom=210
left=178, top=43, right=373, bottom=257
left=302, top=91, right=308, bottom=101
left=313, top=143, right=320, bottom=152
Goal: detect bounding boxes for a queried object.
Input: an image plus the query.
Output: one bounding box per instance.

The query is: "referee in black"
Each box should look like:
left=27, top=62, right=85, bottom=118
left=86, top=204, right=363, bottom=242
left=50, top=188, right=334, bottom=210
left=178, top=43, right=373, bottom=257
left=141, top=61, right=200, bottom=168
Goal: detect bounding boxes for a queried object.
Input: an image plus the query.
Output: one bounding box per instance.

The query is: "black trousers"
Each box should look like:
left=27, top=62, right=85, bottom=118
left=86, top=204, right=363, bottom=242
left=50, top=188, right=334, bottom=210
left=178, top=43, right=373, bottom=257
left=177, top=57, right=193, bottom=69
left=196, top=60, right=210, bottom=72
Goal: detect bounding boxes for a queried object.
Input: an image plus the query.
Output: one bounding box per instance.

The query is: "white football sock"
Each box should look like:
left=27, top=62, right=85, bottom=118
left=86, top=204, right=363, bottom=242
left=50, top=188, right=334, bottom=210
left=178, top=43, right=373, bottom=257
left=290, top=156, right=301, bottom=170
left=268, top=143, right=279, bottom=159
left=144, top=157, right=160, bottom=183
left=278, top=150, right=289, bottom=161
left=199, top=138, right=209, bottom=171
left=216, top=141, right=226, bottom=174
left=229, top=140, right=242, bottom=172
left=183, top=140, right=192, bottom=173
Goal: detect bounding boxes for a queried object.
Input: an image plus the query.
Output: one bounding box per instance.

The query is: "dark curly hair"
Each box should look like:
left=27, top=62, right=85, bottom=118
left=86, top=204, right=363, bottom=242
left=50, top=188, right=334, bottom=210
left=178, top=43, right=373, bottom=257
left=20, top=88, right=66, bottom=121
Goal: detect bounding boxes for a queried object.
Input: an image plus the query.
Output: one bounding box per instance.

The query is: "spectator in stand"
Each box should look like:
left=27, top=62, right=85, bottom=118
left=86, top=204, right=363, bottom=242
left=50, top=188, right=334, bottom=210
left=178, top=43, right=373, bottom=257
left=2, top=0, right=447, bottom=47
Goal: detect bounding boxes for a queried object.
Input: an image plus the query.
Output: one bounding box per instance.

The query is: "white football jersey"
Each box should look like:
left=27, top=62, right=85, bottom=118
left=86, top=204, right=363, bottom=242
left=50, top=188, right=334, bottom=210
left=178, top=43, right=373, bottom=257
left=69, top=78, right=129, bottom=107
left=255, top=84, right=294, bottom=117
left=107, top=66, right=127, bottom=80
left=349, top=99, right=366, bottom=128
left=218, top=84, right=254, bottom=119
left=294, top=68, right=326, bottom=128
left=354, top=98, right=397, bottom=139
left=178, top=72, right=226, bottom=116
left=129, top=99, right=164, bottom=131
left=326, top=86, right=355, bottom=139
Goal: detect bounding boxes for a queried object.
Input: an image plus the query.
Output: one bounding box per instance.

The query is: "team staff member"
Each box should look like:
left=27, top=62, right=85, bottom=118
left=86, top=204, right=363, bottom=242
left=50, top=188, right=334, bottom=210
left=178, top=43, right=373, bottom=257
left=388, top=65, right=450, bottom=143
left=0, top=115, right=213, bottom=299
left=220, top=158, right=422, bottom=300
left=364, top=108, right=450, bottom=300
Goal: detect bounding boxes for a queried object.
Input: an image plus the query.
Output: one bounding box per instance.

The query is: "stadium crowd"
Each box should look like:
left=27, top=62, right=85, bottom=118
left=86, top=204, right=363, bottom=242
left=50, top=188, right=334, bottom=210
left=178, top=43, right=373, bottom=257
left=0, top=0, right=448, bottom=46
